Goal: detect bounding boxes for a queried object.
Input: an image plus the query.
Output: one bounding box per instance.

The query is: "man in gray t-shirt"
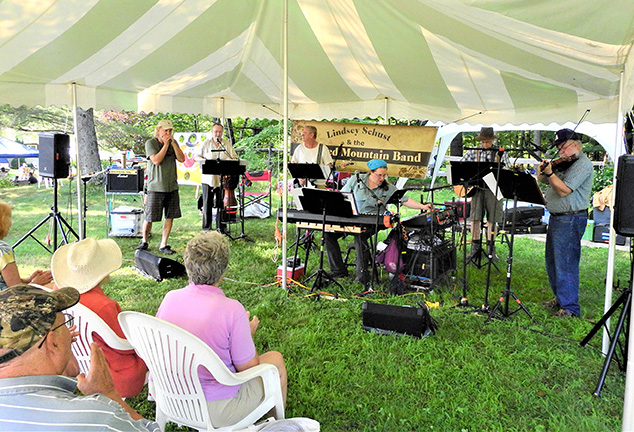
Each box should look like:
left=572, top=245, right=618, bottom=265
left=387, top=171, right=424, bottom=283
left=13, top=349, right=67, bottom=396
left=138, top=119, right=185, bottom=255
left=538, top=129, right=593, bottom=318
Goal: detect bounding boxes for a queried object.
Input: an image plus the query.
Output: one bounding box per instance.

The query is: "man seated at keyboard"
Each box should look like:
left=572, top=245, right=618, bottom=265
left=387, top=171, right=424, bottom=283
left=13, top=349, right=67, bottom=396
left=324, top=159, right=432, bottom=286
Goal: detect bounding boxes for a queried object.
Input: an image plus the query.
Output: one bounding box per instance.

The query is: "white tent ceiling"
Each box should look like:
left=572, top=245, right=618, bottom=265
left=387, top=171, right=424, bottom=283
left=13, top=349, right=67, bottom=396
left=1, top=0, right=633, bottom=126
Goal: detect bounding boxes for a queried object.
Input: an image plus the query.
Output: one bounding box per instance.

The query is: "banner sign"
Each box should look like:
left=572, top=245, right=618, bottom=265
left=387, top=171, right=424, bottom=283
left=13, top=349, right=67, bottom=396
left=291, top=121, right=437, bottom=179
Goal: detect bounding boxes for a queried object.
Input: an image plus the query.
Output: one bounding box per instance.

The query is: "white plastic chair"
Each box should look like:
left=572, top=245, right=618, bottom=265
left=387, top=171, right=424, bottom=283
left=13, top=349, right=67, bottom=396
left=67, top=302, right=135, bottom=376
left=28, top=283, right=135, bottom=375
left=118, top=311, right=285, bottom=432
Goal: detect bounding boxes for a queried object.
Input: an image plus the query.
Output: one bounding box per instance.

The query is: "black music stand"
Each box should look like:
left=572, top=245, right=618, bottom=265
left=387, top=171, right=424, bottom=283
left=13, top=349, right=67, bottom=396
left=286, top=163, right=328, bottom=277
left=287, top=163, right=326, bottom=188
left=484, top=170, right=544, bottom=324
left=202, top=159, right=251, bottom=241
left=449, top=161, right=504, bottom=309
left=299, top=188, right=354, bottom=297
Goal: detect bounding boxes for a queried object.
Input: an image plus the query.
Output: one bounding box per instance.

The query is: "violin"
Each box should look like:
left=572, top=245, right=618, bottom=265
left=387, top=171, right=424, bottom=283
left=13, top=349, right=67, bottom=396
left=547, top=155, right=578, bottom=172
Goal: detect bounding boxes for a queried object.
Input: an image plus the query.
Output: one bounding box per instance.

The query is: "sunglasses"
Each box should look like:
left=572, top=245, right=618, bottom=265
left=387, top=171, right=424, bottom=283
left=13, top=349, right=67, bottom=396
left=37, top=313, right=74, bottom=349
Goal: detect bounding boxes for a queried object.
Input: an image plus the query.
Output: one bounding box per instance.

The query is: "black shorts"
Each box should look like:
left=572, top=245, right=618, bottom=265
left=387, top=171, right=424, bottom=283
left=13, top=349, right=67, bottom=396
left=144, top=190, right=181, bottom=222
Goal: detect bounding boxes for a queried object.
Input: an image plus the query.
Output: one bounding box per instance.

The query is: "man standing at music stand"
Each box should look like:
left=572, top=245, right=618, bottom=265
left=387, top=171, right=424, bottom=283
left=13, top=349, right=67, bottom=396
left=291, top=125, right=333, bottom=188
left=194, top=123, right=238, bottom=233
left=538, top=129, right=593, bottom=318
left=138, top=119, right=185, bottom=255
left=325, top=159, right=432, bottom=287
left=461, top=127, right=509, bottom=261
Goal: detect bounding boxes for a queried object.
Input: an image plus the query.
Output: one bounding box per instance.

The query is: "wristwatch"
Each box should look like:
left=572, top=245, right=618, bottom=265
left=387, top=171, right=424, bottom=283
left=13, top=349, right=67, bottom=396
left=544, top=172, right=553, bottom=177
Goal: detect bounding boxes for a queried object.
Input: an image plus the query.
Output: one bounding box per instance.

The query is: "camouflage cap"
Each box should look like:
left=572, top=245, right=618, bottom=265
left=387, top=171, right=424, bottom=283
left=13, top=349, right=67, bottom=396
left=0, top=284, right=79, bottom=364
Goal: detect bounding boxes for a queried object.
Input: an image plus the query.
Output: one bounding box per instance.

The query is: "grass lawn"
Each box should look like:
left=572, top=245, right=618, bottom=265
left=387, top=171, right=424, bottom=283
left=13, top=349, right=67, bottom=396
left=1, top=180, right=630, bottom=432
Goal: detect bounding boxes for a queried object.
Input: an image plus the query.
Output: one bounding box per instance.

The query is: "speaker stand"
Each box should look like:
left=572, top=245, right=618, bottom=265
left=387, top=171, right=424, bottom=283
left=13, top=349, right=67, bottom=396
left=12, top=178, right=79, bottom=253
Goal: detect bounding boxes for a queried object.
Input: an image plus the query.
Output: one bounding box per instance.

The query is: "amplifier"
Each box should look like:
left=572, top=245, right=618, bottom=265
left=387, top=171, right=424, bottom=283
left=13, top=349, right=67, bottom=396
left=134, top=249, right=186, bottom=281
left=362, top=302, right=436, bottom=338
left=107, top=168, right=144, bottom=193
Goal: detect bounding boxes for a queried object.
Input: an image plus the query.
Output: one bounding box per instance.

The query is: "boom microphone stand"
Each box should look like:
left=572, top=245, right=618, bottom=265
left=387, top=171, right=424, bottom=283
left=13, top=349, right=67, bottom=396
left=13, top=178, right=79, bottom=253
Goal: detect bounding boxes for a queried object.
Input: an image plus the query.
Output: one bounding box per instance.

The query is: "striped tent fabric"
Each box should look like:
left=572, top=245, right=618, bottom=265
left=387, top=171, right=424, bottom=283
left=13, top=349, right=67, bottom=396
left=0, top=0, right=633, bottom=125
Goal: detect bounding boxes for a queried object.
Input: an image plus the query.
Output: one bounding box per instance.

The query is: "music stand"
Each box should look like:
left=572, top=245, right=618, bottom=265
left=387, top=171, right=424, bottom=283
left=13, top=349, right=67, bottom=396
left=202, top=159, right=250, bottom=241
left=448, top=161, right=505, bottom=309
left=287, top=163, right=327, bottom=187
left=484, top=170, right=544, bottom=324
left=299, top=188, right=354, bottom=297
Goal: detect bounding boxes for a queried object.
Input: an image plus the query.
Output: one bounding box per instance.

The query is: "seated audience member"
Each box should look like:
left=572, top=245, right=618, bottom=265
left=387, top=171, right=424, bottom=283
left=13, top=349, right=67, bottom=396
left=0, top=200, right=53, bottom=291
left=0, top=284, right=159, bottom=431
left=51, top=238, right=148, bottom=398
left=156, top=231, right=287, bottom=428
left=325, top=159, right=432, bottom=285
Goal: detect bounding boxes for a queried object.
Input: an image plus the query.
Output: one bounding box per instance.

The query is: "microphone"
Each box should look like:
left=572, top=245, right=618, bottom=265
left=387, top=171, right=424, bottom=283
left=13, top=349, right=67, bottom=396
left=216, top=137, right=221, bottom=144
left=337, top=143, right=344, bottom=158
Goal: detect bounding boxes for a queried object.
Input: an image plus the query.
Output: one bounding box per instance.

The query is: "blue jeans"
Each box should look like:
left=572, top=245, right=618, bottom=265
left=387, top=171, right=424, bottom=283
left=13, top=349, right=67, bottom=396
left=545, top=213, right=587, bottom=316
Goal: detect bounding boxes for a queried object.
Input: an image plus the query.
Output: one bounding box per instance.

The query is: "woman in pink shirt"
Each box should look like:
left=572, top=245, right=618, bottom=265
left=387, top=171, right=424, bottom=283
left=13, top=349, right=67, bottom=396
left=156, top=231, right=287, bottom=428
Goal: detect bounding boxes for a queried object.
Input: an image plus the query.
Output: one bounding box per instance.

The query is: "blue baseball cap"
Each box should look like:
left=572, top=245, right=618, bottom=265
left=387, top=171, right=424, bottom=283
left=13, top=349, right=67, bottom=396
left=367, top=159, right=387, bottom=170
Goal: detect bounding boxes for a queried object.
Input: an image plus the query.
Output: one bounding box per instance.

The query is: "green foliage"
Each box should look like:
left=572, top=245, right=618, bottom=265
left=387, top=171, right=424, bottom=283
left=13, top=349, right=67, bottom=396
left=235, top=122, right=282, bottom=172
left=0, top=182, right=627, bottom=432
left=593, top=164, right=614, bottom=195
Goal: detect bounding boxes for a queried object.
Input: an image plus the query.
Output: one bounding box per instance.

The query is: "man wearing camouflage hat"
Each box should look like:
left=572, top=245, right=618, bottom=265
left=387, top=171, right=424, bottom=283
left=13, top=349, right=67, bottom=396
left=0, top=284, right=159, bottom=431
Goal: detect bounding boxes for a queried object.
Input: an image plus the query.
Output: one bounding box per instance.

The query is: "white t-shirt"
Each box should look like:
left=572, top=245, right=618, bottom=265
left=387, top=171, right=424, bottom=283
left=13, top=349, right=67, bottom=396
left=291, top=143, right=333, bottom=186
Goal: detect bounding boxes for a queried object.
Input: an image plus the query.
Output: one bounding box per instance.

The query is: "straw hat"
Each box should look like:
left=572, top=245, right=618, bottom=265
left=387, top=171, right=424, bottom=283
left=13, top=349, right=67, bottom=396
left=51, top=238, right=122, bottom=294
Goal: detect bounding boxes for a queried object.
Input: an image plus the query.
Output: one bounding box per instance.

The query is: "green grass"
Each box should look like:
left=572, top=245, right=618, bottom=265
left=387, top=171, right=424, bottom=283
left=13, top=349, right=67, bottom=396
left=1, top=181, right=629, bottom=432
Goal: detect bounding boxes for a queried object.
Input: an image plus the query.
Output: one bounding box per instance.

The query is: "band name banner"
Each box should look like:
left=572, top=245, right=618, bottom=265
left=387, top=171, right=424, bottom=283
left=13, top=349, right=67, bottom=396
left=291, top=121, right=437, bottom=179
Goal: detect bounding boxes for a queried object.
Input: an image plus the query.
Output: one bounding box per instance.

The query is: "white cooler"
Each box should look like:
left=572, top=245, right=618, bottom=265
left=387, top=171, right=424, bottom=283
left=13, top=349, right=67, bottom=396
left=109, top=206, right=143, bottom=237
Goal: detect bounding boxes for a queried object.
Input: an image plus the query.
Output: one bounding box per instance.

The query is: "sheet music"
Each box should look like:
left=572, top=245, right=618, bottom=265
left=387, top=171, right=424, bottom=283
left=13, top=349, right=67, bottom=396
left=483, top=172, right=504, bottom=200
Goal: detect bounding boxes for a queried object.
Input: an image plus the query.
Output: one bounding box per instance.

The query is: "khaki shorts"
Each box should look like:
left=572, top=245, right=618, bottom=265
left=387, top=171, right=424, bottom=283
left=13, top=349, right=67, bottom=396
left=206, top=377, right=265, bottom=428
left=469, top=188, right=503, bottom=225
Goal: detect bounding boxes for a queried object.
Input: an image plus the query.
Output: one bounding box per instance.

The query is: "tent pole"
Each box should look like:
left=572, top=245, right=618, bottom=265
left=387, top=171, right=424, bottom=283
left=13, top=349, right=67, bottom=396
left=281, top=0, right=289, bottom=293
left=620, top=79, right=634, bottom=432
left=72, top=82, right=84, bottom=240
left=603, top=72, right=626, bottom=356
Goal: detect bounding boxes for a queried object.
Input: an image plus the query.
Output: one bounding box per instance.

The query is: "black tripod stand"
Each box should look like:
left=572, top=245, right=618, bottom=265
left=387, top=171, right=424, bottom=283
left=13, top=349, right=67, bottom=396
left=13, top=178, right=79, bottom=253
left=484, top=170, right=543, bottom=324
left=580, top=251, right=633, bottom=397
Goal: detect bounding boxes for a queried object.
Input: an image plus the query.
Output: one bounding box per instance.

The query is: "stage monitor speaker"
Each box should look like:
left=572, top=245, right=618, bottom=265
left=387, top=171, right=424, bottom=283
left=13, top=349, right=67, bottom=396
left=614, top=155, right=634, bottom=237
left=107, top=168, right=144, bottom=193
left=39, top=133, right=70, bottom=179
left=134, top=249, right=186, bottom=282
left=361, top=302, right=436, bottom=338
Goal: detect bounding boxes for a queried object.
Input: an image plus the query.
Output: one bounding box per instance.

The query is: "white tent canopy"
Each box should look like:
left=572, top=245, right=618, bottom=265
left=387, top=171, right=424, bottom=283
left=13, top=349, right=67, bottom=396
left=1, top=0, right=633, bottom=126
left=2, top=1, right=634, bottom=429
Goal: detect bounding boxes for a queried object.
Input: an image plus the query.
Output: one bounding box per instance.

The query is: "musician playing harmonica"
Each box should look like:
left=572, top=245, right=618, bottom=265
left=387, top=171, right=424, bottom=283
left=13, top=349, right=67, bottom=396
left=325, top=159, right=432, bottom=286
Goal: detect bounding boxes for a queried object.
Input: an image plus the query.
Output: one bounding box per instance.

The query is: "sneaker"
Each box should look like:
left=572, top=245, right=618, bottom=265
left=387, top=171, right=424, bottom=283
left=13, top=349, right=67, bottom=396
left=555, top=308, right=578, bottom=318
left=542, top=298, right=560, bottom=309
left=158, top=245, right=175, bottom=255
left=137, top=241, right=148, bottom=250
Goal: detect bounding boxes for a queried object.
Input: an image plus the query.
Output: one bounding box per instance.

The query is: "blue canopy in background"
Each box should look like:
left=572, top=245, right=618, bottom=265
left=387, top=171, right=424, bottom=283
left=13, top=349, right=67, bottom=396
left=0, top=137, right=38, bottom=158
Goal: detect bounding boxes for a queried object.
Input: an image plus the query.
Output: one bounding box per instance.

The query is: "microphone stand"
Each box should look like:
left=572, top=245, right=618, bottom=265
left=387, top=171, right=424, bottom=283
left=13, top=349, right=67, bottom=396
left=325, top=144, right=343, bottom=187
left=354, top=173, right=388, bottom=292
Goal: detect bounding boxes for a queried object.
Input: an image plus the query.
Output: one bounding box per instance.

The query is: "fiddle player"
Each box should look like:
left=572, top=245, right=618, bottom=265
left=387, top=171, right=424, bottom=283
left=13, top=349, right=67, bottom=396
left=138, top=119, right=185, bottom=255
left=291, top=125, right=333, bottom=188
left=538, top=128, right=593, bottom=318
left=325, top=159, right=432, bottom=286
left=194, top=123, right=239, bottom=233
left=461, top=127, right=509, bottom=262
